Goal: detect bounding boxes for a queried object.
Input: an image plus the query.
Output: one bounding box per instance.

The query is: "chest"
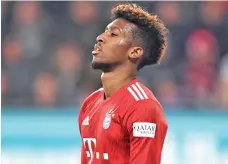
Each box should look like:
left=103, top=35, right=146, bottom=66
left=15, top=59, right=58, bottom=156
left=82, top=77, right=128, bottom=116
left=80, top=99, right=129, bottom=141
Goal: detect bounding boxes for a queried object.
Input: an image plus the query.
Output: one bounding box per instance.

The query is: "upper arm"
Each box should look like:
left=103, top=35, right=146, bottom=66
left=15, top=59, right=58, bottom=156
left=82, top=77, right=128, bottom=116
left=78, top=99, right=88, bottom=136
left=126, top=100, right=168, bottom=164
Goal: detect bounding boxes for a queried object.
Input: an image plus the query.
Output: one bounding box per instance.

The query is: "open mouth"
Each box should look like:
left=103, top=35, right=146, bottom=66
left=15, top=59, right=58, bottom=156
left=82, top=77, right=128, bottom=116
left=92, top=44, right=102, bottom=55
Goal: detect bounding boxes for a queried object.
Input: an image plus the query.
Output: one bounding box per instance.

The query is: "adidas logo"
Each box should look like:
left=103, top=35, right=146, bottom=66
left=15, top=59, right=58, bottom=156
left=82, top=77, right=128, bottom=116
left=82, top=116, right=89, bottom=126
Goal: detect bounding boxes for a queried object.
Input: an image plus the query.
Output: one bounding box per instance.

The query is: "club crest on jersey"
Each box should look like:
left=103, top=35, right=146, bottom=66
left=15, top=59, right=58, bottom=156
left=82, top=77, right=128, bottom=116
left=103, top=113, right=112, bottom=129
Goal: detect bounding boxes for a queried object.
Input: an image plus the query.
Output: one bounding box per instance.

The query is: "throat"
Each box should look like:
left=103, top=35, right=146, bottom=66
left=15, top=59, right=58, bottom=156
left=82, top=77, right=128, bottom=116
left=101, top=72, right=136, bottom=99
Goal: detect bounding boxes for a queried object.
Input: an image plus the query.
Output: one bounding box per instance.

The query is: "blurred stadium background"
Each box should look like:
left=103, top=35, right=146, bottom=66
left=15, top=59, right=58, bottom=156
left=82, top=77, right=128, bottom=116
left=1, top=1, right=228, bottom=164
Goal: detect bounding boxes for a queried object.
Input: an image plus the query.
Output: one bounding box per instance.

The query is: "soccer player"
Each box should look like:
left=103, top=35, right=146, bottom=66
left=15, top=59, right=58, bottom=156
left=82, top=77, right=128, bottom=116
left=78, top=3, right=168, bottom=164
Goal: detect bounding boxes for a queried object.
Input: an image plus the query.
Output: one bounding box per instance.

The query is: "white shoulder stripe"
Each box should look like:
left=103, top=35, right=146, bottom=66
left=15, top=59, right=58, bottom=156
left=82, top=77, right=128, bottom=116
left=127, top=87, right=139, bottom=101
left=131, top=84, right=144, bottom=100
left=136, top=82, right=148, bottom=99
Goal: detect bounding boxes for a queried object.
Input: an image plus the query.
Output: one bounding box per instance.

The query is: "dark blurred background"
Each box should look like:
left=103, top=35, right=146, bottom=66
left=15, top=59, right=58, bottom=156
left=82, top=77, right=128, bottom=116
left=2, top=1, right=228, bottom=164
left=2, top=1, right=228, bottom=110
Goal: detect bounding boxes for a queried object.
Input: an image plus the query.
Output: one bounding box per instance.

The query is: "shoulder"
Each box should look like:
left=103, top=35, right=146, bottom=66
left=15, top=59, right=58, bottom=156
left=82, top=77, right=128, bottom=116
left=80, top=88, right=103, bottom=110
left=131, top=99, right=164, bottom=117
left=125, top=81, right=165, bottom=120
left=84, top=88, right=103, bottom=103
left=79, top=88, right=103, bottom=121
left=125, top=81, right=160, bottom=106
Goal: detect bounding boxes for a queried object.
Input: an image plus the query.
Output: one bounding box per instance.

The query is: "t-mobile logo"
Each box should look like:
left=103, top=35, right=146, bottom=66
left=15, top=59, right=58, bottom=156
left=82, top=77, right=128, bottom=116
left=83, top=138, right=109, bottom=163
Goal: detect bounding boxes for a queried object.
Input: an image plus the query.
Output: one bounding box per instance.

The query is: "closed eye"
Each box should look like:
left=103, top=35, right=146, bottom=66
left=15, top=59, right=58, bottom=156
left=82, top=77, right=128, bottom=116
left=111, top=32, right=118, bottom=37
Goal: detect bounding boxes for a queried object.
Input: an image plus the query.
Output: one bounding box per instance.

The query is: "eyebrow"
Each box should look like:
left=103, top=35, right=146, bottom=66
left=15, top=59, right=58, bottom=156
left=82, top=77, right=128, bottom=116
left=105, top=26, right=122, bottom=33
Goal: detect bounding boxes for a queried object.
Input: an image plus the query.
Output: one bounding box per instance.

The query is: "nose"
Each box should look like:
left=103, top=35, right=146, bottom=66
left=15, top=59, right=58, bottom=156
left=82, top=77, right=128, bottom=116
left=96, top=33, right=105, bottom=43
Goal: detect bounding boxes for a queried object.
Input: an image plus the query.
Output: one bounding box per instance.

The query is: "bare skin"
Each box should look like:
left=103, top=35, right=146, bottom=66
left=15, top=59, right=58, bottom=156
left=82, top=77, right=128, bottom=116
left=92, top=18, right=144, bottom=99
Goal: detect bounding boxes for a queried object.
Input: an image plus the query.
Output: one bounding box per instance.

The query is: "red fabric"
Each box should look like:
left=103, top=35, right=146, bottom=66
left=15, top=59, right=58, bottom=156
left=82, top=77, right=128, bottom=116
left=78, top=79, right=168, bottom=164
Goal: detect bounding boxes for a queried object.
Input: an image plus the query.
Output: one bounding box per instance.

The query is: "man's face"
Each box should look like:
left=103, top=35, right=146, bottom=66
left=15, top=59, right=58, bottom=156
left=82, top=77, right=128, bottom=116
left=91, top=18, right=135, bottom=72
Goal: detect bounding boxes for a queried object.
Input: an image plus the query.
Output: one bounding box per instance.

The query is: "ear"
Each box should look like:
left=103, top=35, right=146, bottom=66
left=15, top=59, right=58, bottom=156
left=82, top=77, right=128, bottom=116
left=128, top=47, right=144, bottom=59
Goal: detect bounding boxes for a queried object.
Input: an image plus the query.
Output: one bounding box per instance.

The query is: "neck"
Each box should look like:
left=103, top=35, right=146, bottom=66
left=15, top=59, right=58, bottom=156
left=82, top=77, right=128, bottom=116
left=101, top=66, right=136, bottom=99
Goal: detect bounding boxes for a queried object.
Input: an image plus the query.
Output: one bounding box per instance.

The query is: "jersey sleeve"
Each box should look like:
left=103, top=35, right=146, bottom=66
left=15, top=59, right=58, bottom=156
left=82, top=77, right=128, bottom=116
left=126, top=100, right=168, bottom=164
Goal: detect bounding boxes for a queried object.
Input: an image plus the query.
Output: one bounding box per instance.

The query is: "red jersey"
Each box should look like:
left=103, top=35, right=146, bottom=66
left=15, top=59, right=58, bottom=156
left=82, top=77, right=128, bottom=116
left=78, top=79, right=168, bottom=164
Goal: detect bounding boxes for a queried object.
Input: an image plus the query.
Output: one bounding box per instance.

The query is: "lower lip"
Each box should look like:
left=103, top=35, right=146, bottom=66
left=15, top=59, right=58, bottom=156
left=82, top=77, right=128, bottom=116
left=92, top=50, right=101, bottom=55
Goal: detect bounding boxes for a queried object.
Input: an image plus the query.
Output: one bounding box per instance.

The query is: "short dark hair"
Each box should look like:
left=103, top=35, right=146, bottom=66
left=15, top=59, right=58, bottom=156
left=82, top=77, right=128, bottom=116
left=111, top=3, right=168, bottom=70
